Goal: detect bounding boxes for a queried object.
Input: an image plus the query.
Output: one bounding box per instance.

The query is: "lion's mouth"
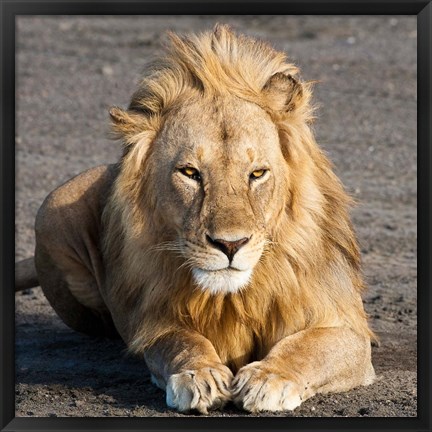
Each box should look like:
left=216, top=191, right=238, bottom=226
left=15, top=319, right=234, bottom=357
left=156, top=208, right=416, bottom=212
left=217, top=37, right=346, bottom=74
left=192, top=267, right=252, bottom=295
left=204, top=266, right=243, bottom=273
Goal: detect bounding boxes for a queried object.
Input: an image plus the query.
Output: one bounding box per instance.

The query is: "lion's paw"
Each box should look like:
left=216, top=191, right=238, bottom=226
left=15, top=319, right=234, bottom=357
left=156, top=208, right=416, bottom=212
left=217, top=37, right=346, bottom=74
left=166, top=365, right=233, bottom=414
left=232, top=361, right=303, bottom=413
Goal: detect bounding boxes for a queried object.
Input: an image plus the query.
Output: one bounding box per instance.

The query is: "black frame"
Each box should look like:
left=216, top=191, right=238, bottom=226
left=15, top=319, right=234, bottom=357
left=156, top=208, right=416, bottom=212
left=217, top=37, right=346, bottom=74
left=1, top=1, right=431, bottom=431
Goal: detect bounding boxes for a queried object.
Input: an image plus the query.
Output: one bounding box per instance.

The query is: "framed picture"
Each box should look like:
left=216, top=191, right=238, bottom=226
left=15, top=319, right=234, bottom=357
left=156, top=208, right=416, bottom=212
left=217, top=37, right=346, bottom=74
left=2, top=1, right=430, bottom=431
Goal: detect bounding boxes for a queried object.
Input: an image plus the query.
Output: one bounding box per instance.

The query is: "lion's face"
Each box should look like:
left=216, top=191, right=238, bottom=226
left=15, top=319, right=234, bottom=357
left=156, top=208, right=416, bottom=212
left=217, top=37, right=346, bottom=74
left=151, top=95, right=288, bottom=294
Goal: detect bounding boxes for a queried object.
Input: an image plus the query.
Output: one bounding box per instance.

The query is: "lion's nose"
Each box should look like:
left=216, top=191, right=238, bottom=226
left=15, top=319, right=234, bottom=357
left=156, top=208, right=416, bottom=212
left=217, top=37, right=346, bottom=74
left=206, top=235, right=250, bottom=263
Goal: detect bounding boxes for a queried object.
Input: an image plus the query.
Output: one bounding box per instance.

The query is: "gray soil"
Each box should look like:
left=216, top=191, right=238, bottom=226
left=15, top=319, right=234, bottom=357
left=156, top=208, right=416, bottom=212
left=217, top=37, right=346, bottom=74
left=15, top=16, right=417, bottom=417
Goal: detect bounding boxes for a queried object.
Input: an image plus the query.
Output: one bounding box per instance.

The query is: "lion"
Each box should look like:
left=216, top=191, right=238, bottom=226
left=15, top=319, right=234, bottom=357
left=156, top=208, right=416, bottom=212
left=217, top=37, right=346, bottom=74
left=15, top=24, right=376, bottom=414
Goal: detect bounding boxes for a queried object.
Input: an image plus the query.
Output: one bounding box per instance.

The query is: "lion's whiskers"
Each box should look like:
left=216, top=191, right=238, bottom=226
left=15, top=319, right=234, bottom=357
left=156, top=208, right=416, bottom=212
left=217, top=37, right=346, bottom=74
left=148, top=240, right=184, bottom=253
left=173, top=257, right=198, bottom=278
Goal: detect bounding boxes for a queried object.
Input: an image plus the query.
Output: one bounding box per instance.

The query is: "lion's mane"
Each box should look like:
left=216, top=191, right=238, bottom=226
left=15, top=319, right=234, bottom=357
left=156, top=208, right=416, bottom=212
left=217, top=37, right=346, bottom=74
left=102, top=25, right=373, bottom=371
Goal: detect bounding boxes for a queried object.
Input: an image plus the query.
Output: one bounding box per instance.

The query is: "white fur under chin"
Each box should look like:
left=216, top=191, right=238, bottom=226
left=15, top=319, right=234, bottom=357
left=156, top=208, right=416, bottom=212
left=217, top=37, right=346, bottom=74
left=192, top=268, right=252, bottom=295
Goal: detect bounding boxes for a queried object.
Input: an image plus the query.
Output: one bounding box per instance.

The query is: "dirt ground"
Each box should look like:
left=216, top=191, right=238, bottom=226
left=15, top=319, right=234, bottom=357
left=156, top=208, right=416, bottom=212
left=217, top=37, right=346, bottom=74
left=15, top=16, right=417, bottom=417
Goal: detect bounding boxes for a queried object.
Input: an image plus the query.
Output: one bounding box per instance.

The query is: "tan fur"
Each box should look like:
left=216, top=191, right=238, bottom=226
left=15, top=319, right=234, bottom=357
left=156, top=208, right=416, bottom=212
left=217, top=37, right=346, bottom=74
left=20, top=25, right=375, bottom=414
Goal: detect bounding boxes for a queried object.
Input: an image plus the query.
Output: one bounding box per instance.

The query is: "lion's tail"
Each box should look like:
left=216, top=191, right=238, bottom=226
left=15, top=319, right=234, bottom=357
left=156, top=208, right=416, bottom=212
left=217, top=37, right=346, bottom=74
left=15, top=257, right=39, bottom=291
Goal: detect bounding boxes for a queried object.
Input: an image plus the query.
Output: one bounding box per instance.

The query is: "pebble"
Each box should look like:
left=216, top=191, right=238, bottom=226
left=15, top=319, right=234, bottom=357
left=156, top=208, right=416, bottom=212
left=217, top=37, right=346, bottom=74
left=101, top=65, right=114, bottom=76
left=358, top=407, right=370, bottom=415
left=59, top=21, right=73, bottom=31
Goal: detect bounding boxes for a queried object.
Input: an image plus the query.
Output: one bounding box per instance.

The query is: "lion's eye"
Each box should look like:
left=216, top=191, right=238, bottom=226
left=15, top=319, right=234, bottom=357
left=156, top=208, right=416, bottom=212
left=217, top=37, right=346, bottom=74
left=179, top=167, right=201, bottom=181
left=250, top=169, right=267, bottom=180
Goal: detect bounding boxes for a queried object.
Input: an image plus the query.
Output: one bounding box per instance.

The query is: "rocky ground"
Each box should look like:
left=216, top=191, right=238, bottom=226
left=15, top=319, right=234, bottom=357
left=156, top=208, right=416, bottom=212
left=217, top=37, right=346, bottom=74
left=15, top=16, right=417, bottom=417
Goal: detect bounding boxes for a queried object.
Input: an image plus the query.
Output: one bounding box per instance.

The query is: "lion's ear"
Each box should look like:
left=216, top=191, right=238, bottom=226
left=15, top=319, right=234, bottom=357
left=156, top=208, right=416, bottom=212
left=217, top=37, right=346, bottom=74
left=109, top=106, right=148, bottom=143
left=262, top=73, right=304, bottom=113
left=109, top=106, right=157, bottom=160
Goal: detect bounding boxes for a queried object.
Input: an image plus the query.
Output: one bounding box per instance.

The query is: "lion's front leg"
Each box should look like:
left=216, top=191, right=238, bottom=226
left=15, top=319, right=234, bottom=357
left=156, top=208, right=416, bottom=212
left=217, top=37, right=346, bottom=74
left=143, top=329, right=233, bottom=414
left=232, top=327, right=375, bottom=413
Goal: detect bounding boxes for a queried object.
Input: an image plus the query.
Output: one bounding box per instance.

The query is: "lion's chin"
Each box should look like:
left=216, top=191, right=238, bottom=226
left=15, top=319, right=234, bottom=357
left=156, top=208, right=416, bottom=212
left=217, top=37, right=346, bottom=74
left=192, top=268, right=252, bottom=295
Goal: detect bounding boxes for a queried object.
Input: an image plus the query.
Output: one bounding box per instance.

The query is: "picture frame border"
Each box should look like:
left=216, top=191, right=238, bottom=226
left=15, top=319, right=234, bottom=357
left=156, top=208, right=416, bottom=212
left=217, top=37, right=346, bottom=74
left=1, top=1, right=430, bottom=431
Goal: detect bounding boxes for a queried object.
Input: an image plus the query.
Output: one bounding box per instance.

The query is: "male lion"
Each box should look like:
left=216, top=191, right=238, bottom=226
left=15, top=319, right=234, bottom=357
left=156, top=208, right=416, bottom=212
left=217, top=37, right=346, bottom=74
left=16, top=25, right=375, bottom=414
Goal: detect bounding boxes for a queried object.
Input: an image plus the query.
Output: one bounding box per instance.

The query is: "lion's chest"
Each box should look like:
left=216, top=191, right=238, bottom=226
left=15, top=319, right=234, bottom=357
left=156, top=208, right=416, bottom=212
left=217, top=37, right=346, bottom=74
left=183, top=290, right=287, bottom=372
left=197, top=311, right=279, bottom=373
left=203, top=322, right=255, bottom=372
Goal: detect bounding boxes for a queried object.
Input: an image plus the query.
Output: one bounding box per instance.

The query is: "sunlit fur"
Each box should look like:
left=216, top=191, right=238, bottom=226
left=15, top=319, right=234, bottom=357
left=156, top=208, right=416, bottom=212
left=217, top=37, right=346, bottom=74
left=101, top=24, right=374, bottom=373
